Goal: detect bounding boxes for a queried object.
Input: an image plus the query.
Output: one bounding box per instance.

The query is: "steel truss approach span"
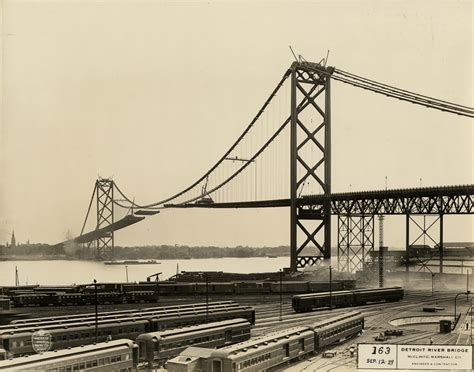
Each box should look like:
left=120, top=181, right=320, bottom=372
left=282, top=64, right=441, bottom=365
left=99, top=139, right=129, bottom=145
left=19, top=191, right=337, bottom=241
left=168, top=184, right=474, bottom=215
left=69, top=60, right=473, bottom=270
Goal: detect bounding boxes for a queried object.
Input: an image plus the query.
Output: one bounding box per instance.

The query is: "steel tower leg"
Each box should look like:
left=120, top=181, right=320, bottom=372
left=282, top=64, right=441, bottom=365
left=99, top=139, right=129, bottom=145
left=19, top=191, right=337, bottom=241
left=406, top=215, right=442, bottom=273
left=290, top=62, right=333, bottom=272
left=337, top=214, right=374, bottom=273
left=95, top=179, right=114, bottom=261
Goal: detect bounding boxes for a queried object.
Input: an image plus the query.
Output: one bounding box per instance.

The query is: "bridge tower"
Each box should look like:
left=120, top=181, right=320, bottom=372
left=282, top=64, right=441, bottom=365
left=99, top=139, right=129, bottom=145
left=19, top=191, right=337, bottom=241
left=290, top=62, right=333, bottom=272
left=95, top=178, right=115, bottom=260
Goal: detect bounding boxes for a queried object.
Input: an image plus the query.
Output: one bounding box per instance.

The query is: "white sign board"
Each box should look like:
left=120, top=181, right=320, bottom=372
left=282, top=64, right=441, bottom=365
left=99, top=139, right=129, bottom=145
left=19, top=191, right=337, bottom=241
left=358, top=344, right=473, bottom=370
left=398, top=345, right=472, bottom=370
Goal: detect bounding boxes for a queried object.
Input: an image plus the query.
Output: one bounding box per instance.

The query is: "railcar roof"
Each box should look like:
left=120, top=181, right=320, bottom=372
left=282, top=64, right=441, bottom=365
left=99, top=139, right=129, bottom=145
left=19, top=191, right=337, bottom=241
left=208, top=326, right=312, bottom=358
left=9, top=301, right=237, bottom=324
left=136, top=318, right=249, bottom=340
left=0, top=339, right=134, bottom=368
left=294, top=290, right=353, bottom=298
left=1, top=305, right=252, bottom=335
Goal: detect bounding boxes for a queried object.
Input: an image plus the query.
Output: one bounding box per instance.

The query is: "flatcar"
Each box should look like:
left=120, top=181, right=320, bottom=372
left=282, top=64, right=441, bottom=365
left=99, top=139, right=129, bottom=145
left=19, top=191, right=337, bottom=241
left=0, top=339, right=138, bottom=371
left=136, top=318, right=251, bottom=367
left=0, top=305, right=255, bottom=356
left=166, top=311, right=363, bottom=372
left=292, top=287, right=404, bottom=312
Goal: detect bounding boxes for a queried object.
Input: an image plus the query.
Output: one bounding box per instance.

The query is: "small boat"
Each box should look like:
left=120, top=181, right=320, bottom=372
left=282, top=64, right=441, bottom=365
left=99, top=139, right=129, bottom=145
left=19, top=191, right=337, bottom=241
left=104, top=260, right=160, bottom=265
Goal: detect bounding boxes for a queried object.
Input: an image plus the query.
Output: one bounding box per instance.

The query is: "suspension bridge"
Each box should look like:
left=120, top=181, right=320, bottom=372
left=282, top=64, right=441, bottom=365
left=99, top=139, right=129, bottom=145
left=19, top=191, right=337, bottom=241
left=61, top=60, right=474, bottom=273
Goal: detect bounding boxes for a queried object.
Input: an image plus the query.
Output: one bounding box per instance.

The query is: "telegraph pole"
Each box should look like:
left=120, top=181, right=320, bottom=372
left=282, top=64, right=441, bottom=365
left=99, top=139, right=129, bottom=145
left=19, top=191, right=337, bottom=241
left=279, top=269, right=283, bottom=321
left=94, top=279, right=98, bottom=343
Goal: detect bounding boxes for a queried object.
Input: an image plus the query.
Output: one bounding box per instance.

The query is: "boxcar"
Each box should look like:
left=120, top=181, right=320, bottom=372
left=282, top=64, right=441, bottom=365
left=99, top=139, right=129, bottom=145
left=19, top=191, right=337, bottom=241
left=270, top=281, right=309, bottom=293
left=0, top=339, right=138, bottom=371
left=124, top=291, right=158, bottom=304
left=137, top=318, right=251, bottom=367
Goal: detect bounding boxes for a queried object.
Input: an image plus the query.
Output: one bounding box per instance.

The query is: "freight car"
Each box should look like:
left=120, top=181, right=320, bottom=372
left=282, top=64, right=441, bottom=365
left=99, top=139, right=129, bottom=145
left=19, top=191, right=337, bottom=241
left=0, top=304, right=255, bottom=356
left=0, top=339, right=138, bottom=371
left=166, top=311, right=363, bottom=372
left=136, top=318, right=251, bottom=367
left=292, top=287, right=404, bottom=312
left=5, top=280, right=358, bottom=307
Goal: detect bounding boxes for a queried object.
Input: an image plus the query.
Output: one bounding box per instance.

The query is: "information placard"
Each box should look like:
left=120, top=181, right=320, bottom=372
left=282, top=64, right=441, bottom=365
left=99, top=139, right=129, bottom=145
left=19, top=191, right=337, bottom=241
left=357, top=344, right=473, bottom=370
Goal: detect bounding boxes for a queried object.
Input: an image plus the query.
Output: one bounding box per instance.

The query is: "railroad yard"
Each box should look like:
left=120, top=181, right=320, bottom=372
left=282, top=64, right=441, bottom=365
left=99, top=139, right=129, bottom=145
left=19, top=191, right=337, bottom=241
left=1, top=285, right=473, bottom=371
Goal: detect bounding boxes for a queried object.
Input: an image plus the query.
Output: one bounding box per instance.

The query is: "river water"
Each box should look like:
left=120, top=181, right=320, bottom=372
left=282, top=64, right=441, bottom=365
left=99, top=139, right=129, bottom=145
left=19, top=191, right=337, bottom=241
left=0, top=257, right=289, bottom=286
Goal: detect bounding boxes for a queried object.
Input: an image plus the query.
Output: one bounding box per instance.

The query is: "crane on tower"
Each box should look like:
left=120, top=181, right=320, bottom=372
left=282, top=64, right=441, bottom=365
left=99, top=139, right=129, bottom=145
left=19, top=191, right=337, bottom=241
left=196, top=176, right=214, bottom=205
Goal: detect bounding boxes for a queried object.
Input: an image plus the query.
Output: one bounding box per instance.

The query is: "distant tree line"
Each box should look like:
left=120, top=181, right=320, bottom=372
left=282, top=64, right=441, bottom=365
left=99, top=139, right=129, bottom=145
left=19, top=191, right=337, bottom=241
left=0, top=243, right=290, bottom=260
left=0, top=243, right=65, bottom=257
left=113, top=245, right=290, bottom=259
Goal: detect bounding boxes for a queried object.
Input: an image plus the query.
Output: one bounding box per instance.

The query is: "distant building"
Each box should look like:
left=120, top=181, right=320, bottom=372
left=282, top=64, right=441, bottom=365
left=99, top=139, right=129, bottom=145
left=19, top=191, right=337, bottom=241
left=10, top=230, right=16, bottom=248
left=435, top=242, right=474, bottom=257
left=408, top=245, right=432, bottom=258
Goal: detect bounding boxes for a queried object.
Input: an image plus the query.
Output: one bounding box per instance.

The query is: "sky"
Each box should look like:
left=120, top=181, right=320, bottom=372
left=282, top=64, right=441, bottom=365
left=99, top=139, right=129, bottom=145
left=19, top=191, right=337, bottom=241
left=0, top=0, right=472, bottom=250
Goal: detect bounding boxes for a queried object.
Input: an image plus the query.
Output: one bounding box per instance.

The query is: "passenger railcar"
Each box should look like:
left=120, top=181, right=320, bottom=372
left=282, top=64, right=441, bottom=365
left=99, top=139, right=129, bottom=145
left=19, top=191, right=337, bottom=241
left=0, top=339, right=138, bottom=371
left=353, top=287, right=404, bottom=305
left=1, top=319, right=149, bottom=356
left=206, top=326, right=314, bottom=372
left=166, top=311, right=363, bottom=372
left=137, top=318, right=251, bottom=367
left=292, top=287, right=404, bottom=312
left=311, top=311, right=364, bottom=349
left=1, top=304, right=255, bottom=356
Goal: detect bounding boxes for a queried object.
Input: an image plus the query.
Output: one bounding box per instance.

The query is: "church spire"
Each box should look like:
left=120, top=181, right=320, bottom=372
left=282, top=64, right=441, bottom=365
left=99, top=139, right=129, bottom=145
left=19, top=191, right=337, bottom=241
left=11, top=230, right=16, bottom=248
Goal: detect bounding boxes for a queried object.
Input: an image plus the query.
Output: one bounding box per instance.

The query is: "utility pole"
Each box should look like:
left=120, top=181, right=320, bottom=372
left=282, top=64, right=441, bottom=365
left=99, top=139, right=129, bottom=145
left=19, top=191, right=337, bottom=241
left=205, top=273, right=209, bottom=323
left=94, top=279, right=98, bottom=343
left=329, top=265, right=332, bottom=310
left=279, top=269, right=283, bottom=321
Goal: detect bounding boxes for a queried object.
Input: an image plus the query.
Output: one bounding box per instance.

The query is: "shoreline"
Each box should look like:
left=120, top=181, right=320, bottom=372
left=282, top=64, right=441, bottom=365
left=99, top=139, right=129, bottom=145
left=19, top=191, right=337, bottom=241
left=0, top=255, right=290, bottom=262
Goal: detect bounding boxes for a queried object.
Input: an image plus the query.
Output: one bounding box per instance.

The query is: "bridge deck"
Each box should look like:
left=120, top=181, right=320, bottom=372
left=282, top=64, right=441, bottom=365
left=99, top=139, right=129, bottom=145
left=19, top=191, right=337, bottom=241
left=165, top=184, right=474, bottom=214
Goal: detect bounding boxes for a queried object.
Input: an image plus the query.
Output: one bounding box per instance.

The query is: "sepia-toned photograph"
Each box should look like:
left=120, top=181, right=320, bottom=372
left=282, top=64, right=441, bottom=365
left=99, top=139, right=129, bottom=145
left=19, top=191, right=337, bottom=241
left=0, top=1, right=472, bottom=371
